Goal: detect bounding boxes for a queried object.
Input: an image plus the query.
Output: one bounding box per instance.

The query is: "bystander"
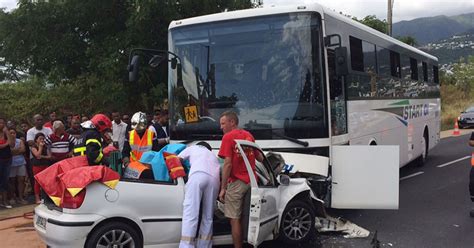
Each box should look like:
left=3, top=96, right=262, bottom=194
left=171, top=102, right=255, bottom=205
left=19, top=120, right=34, bottom=196
left=112, top=111, right=128, bottom=152
left=46, top=121, right=76, bottom=163
left=8, top=128, right=28, bottom=205
left=44, top=111, right=57, bottom=129
left=26, top=114, right=52, bottom=149
left=66, top=117, right=83, bottom=139
left=0, top=118, right=14, bottom=208
left=31, top=133, right=51, bottom=203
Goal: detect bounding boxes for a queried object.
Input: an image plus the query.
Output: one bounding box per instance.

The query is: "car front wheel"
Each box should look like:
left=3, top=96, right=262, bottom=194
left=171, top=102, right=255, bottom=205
left=279, top=200, right=315, bottom=244
left=85, top=221, right=142, bottom=248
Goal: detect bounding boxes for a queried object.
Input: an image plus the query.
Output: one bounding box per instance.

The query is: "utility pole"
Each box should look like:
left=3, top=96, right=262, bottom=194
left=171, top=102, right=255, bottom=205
left=387, top=0, right=394, bottom=36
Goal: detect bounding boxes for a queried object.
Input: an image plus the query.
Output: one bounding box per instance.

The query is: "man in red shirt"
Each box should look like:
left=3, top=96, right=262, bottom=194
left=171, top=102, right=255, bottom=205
left=43, top=111, right=57, bottom=129
left=218, top=111, right=261, bottom=248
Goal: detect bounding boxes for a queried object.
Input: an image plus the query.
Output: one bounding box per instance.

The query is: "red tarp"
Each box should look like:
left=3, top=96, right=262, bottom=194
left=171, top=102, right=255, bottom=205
left=35, top=156, right=120, bottom=207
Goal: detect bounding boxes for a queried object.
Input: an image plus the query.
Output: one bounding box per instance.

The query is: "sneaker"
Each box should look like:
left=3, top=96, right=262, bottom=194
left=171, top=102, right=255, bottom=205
left=1, top=203, right=12, bottom=209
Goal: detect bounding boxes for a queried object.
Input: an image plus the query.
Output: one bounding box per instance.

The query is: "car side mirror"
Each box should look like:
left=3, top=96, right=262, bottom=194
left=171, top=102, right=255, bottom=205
left=278, top=174, right=290, bottom=186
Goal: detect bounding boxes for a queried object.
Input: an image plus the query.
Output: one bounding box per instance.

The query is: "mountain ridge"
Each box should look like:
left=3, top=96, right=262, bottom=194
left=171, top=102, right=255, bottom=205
left=393, top=12, right=474, bottom=45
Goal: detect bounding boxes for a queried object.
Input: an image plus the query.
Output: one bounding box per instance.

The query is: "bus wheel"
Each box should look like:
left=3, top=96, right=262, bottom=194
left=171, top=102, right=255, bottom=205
left=417, top=132, right=429, bottom=167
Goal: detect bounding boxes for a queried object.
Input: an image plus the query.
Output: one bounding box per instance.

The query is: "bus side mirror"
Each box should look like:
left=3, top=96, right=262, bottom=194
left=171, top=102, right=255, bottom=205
left=171, top=58, right=178, bottom=69
left=335, top=47, right=348, bottom=76
left=128, top=55, right=140, bottom=82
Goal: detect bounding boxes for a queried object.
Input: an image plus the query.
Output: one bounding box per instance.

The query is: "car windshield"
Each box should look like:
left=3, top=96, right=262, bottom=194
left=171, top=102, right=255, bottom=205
left=169, top=13, right=328, bottom=140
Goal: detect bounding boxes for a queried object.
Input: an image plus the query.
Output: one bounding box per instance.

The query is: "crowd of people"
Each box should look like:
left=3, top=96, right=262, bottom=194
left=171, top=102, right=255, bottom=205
left=0, top=109, right=170, bottom=208
left=1, top=109, right=260, bottom=248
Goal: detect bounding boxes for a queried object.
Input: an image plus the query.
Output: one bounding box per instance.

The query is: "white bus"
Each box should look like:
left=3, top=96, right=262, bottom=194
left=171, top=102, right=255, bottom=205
left=129, top=1, right=439, bottom=210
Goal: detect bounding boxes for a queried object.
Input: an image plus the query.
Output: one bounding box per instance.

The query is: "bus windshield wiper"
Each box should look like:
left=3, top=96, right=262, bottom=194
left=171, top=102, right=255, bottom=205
left=272, top=132, right=309, bottom=147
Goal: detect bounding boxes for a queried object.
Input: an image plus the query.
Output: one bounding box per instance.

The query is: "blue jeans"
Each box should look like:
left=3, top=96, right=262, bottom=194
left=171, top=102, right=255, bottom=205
left=0, top=159, right=12, bottom=192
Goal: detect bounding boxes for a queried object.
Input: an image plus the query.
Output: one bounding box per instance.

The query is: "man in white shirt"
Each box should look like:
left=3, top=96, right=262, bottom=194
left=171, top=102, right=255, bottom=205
left=111, top=111, right=128, bottom=152
left=178, top=142, right=220, bottom=248
left=26, top=114, right=52, bottom=158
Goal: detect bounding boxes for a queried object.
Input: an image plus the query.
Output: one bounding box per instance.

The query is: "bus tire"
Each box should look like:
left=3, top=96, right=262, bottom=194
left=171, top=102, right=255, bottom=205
left=416, top=131, right=429, bottom=167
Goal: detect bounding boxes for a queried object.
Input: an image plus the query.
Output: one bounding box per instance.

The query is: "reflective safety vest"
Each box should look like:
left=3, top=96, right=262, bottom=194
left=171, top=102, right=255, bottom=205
left=123, top=161, right=150, bottom=179
left=471, top=152, right=474, bottom=167
left=129, top=129, right=153, bottom=162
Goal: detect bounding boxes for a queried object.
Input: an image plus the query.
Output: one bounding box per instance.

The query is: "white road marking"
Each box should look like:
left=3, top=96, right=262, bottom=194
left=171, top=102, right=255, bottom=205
left=436, top=156, right=471, bottom=168
left=400, top=171, right=424, bottom=181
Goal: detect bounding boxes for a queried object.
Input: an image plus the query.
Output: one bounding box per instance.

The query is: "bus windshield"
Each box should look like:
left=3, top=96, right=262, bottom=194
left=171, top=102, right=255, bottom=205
left=169, top=13, right=328, bottom=141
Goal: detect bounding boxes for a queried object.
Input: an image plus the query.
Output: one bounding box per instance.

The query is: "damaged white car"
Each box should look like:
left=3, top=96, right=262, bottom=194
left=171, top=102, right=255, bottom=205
left=34, top=140, right=326, bottom=247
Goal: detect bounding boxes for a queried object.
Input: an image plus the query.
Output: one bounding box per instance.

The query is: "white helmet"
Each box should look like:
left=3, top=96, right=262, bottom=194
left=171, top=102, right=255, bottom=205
left=131, top=111, right=147, bottom=131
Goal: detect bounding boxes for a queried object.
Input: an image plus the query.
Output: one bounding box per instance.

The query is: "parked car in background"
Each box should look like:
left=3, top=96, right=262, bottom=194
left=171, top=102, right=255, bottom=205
left=34, top=140, right=323, bottom=248
left=458, top=105, right=474, bottom=129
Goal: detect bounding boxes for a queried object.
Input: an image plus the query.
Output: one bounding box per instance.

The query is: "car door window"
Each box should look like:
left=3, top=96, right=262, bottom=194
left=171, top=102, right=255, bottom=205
left=241, top=145, right=276, bottom=187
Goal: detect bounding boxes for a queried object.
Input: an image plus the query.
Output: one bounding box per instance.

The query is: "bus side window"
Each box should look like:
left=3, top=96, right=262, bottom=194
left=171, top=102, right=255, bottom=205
left=433, top=66, right=439, bottom=85
left=410, top=58, right=418, bottom=81
left=422, top=62, right=428, bottom=82
left=390, top=51, right=401, bottom=78
left=328, top=48, right=347, bottom=136
left=328, top=49, right=343, bottom=99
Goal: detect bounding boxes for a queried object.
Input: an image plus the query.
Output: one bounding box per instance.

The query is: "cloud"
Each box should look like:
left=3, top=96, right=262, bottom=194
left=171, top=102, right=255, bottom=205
left=318, top=0, right=473, bottom=22
left=0, top=0, right=16, bottom=11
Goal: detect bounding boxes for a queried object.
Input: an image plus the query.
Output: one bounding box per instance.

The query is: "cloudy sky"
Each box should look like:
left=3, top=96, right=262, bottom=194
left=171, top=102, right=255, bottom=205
left=0, top=0, right=472, bottom=22
left=263, top=0, right=473, bottom=22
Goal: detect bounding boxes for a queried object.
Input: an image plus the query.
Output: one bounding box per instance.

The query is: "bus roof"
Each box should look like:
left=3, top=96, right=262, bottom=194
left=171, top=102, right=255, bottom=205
left=321, top=8, right=438, bottom=62
left=168, top=3, right=323, bottom=29
left=169, top=2, right=437, bottom=62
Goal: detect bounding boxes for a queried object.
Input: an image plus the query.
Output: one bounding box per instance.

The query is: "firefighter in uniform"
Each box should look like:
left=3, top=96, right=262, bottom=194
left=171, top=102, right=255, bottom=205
left=122, top=112, right=159, bottom=179
left=73, top=114, right=112, bottom=165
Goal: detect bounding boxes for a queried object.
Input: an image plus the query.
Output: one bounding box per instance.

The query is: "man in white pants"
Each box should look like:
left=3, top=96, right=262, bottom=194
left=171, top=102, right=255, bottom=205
left=178, top=141, right=220, bottom=248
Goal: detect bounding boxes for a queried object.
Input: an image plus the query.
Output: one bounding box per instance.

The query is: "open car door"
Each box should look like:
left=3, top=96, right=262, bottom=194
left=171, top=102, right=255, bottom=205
left=235, top=140, right=279, bottom=247
left=331, top=145, right=399, bottom=209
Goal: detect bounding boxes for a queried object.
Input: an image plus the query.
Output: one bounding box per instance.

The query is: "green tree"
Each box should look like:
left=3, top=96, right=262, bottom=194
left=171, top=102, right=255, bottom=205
left=452, top=56, right=474, bottom=97
left=396, top=36, right=417, bottom=46
left=0, top=1, right=254, bottom=118
left=353, top=15, right=387, bottom=34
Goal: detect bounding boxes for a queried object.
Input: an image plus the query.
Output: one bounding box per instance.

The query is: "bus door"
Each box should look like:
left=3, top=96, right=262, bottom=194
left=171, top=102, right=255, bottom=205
left=327, top=45, right=348, bottom=140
